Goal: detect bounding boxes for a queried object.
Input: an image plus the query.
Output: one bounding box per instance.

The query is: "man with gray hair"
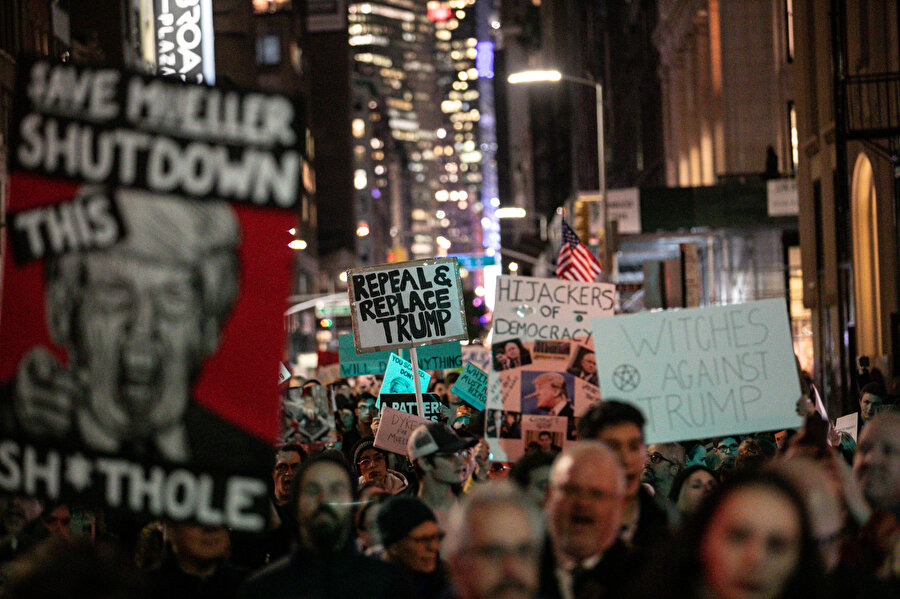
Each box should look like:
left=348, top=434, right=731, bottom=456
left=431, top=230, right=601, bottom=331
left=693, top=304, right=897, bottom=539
left=541, top=441, right=637, bottom=599
left=443, top=482, right=545, bottom=599
left=13, top=188, right=241, bottom=464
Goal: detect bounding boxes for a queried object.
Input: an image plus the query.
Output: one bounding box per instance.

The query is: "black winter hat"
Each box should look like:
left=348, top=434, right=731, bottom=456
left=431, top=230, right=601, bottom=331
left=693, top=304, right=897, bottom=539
left=375, top=496, right=436, bottom=547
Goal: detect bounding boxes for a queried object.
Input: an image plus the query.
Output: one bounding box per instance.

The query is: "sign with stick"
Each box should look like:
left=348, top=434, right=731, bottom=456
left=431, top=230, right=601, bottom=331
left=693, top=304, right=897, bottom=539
left=591, top=298, right=801, bottom=443
left=347, top=258, right=467, bottom=353
left=338, top=333, right=462, bottom=377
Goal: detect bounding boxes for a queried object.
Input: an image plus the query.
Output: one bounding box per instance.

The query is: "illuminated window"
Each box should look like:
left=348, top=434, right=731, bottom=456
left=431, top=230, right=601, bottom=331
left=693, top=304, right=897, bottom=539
left=788, top=101, right=799, bottom=174
left=253, top=0, right=291, bottom=14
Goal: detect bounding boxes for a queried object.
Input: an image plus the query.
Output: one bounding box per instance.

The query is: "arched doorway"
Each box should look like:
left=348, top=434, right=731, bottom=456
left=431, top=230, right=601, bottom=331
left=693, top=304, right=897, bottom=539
left=851, top=153, right=882, bottom=362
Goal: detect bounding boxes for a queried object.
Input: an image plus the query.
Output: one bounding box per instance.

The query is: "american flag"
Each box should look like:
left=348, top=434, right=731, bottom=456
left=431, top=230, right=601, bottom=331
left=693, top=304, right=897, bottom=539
left=556, top=219, right=602, bottom=282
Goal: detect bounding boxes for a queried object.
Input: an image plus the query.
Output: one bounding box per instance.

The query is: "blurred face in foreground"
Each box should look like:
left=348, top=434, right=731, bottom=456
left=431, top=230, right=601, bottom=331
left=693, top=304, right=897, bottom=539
left=388, top=520, right=441, bottom=573
left=449, top=504, right=541, bottom=599
left=545, top=444, right=625, bottom=561
left=700, top=485, right=802, bottom=599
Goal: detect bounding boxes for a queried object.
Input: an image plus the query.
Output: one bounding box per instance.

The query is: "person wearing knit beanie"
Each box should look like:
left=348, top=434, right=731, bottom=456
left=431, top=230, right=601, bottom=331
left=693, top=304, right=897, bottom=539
left=352, top=437, right=409, bottom=495
left=375, top=496, right=447, bottom=599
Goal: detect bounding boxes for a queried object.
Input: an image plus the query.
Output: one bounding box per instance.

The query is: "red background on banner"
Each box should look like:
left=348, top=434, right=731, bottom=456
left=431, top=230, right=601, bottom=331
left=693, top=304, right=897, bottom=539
left=1, top=172, right=288, bottom=444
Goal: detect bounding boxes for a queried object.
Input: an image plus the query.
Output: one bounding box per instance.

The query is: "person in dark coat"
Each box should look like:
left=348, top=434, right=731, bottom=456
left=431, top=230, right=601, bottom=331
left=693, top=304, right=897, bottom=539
left=238, top=453, right=411, bottom=599
left=146, top=522, right=247, bottom=599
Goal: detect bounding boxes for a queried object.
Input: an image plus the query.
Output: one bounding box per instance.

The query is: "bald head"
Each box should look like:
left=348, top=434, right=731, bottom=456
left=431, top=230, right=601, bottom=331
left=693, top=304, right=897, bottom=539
left=545, top=442, right=625, bottom=562
left=854, top=412, right=900, bottom=511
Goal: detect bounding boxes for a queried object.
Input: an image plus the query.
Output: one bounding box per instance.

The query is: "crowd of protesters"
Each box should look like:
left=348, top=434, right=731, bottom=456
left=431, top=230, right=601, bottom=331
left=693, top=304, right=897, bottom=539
left=1, top=367, right=899, bottom=599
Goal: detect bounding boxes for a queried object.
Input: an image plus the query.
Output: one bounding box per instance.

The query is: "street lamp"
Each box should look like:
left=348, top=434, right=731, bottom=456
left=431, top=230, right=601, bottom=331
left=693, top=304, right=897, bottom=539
left=507, top=69, right=608, bottom=276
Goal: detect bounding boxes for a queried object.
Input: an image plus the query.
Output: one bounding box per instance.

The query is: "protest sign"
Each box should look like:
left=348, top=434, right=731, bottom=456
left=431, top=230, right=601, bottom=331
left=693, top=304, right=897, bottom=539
left=835, top=412, right=859, bottom=442
left=282, top=385, right=336, bottom=445
left=374, top=406, right=432, bottom=455
left=591, top=298, right=801, bottom=444
left=379, top=393, right=443, bottom=422
left=452, top=363, right=488, bottom=410
left=492, top=276, right=615, bottom=343
left=338, top=333, right=462, bottom=377
left=279, top=362, right=292, bottom=384
left=484, top=339, right=601, bottom=462
left=379, top=353, right=431, bottom=403
left=348, top=258, right=467, bottom=353
left=461, top=343, right=491, bottom=373
left=0, top=59, right=296, bottom=532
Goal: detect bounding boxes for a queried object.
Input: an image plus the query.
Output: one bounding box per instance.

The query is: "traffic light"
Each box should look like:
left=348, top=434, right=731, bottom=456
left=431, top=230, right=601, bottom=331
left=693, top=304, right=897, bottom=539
left=319, top=318, right=333, bottom=328
left=574, top=199, right=590, bottom=242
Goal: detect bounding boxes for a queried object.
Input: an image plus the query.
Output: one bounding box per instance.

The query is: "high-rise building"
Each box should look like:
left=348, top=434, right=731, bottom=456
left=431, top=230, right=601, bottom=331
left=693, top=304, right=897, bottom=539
left=348, top=0, right=442, bottom=262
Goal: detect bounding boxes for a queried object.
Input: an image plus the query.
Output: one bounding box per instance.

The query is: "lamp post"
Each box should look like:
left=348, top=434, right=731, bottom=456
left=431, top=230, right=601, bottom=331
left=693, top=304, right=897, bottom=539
left=507, top=69, right=608, bottom=278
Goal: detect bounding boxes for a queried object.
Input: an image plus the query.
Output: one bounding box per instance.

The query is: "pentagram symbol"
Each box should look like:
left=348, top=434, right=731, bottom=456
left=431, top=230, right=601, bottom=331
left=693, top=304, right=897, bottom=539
left=612, top=364, right=640, bottom=392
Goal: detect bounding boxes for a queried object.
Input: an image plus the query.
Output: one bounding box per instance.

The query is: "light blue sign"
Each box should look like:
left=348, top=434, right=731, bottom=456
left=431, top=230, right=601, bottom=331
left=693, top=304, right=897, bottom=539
left=378, top=353, right=431, bottom=406
left=590, top=298, right=801, bottom=443
left=453, top=254, right=497, bottom=271
left=339, top=334, right=462, bottom=376
left=451, top=363, right=487, bottom=410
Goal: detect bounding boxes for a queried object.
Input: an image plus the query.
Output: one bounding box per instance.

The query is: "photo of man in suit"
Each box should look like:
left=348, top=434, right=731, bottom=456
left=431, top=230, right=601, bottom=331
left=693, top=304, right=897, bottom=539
left=526, top=373, right=574, bottom=417
left=568, top=349, right=599, bottom=386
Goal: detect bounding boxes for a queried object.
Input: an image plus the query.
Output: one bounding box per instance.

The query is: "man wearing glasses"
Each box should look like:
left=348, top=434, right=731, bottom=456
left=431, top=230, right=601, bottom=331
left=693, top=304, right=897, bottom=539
left=376, top=496, right=445, bottom=598
left=444, top=482, right=545, bottom=599
left=407, top=422, right=478, bottom=529
left=353, top=437, right=409, bottom=495
left=540, top=442, right=636, bottom=599
left=641, top=442, right=685, bottom=498
left=341, top=394, right=378, bottom=464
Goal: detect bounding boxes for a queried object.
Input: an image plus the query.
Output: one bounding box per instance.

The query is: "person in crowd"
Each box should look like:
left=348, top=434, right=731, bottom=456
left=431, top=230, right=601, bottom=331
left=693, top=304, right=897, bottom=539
left=342, top=393, right=378, bottom=464
left=355, top=485, right=390, bottom=554
left=734, top=438, right=768, bottom=472
left=375, top=496, right=447, bottom=599
left=407, top=422, right=478, bottom=528
left=230, top=445, right=305, bottom=569
left=642, top=442, right=685, bottom=498
left=443, top=482, right=545, bottom=599
left=540, top=441, right=636, bottom=599
left=577, top=401, right=672, bottom=558
left=238, top=453, right=410, bottom=599
left=853, top=412, right=900, bottom=517
left=537, top=431, right=562, bottom=454
left=353, top=437, right=409, bottom=495
left=710, top=436, right=739, bottom=468
left=859, top=382, right=888, bottom=426
left=509, top=450, right=557, bottom=505
left=667, top=465, right=719, bottom=517
left=273, top=444, right=306, bottom=508
left=3, top=536, right=148, bottom=599
left=146, top=522, right=245, bottom=599
left=464, top=437, right=493, bottom=489
left=627, top=469, right=829, bottom=599
left=37, top=504, right=71, bottom=539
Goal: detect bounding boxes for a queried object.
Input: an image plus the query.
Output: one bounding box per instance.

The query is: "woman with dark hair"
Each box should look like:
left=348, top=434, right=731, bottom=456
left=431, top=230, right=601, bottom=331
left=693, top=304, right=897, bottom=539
left=632, top=470, right=830, bottom=599
left=668, top=465, right=719, bottom=516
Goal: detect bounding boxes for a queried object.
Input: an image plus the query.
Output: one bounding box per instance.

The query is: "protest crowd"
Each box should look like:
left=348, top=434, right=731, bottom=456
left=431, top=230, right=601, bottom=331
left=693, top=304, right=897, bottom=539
left=2, top=60, right=900, bottom=599
left=0, top=364, right=899, bottom=599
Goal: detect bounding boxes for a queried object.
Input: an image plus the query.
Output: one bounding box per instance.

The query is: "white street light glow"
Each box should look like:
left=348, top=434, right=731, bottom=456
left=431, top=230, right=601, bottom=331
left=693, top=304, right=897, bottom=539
left=495, top=207, right=527, bottom=218
left=507, top=70, right=562, bottom=84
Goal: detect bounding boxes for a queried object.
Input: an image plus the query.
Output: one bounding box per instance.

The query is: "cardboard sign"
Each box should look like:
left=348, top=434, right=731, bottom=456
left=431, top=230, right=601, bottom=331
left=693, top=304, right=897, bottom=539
left=379, top=393, right=443, bottom=422
left=338, top=334, right=462, bottom=377
left=835, top=412, right=859, bottom=443
left=452, top=363, right=488, bottom=410
left=461, top=344, right=491, bottom=373
left=492, top=276, right=615, bottom=343
left=379, top=353, right=431, bottom=402
left=591, top=298, right=801, bottom=443
left=0, top=60, right=297, bottom=532
left=484, top=339, right=601, bottom=462
left=374, top=406, right=432, bottom=455
left=348, top=258, right=467, bottom=353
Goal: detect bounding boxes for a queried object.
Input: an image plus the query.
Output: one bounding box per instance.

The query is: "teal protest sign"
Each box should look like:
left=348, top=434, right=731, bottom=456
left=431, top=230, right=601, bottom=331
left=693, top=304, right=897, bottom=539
left=338, top=333, right=462, bottom=377
left=378, top=353, right=431, bottom=405
left=590, top=298, right=801, bottom=443
left=451, top=363, right=487, bottom=410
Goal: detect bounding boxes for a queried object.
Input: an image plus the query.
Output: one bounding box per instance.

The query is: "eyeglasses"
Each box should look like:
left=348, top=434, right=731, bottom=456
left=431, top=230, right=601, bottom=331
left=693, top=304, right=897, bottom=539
left=358, top=454, right=386, bottom=467
left=470, top=541, right=541, bottom=561
left=435, top=448, right=471, bottom=461
left=648, top=452, right=675, bottom=466
left=554, top=483, right=623, bottom=503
